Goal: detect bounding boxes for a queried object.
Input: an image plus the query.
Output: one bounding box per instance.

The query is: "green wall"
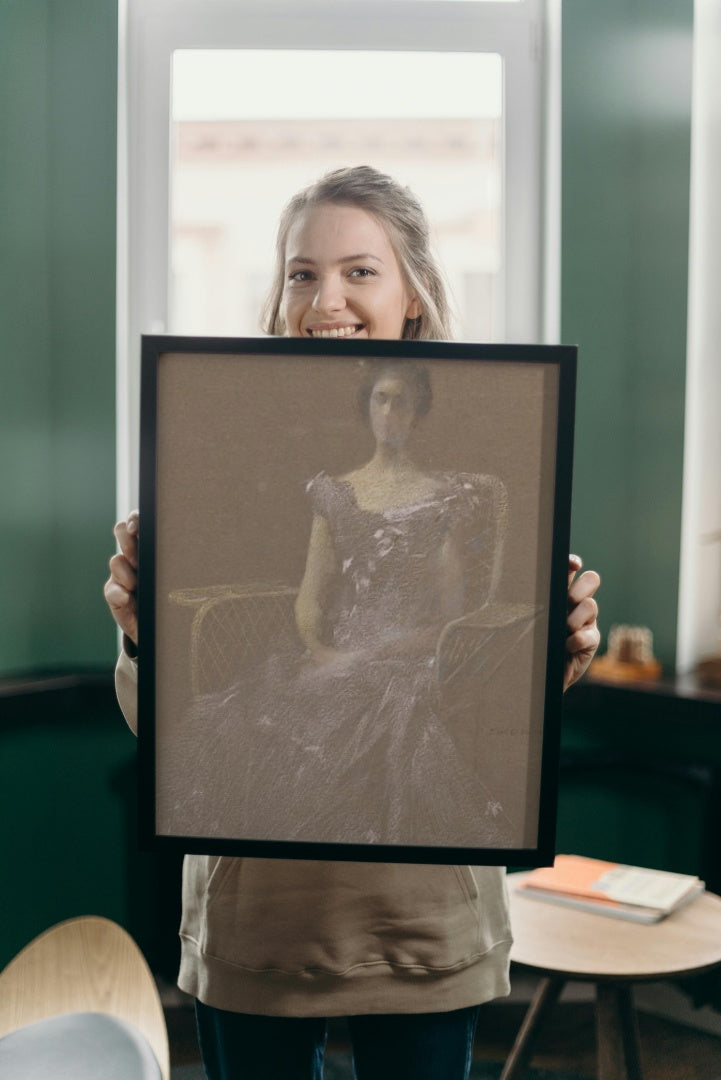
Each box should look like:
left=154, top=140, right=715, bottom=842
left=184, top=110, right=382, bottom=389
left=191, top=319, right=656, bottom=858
left=0, top=683, right=183, bottom=974
left=0, top=0, right=129, bottom=969
left=0, top=0, right=118, bottom=675
left=562, top=0, right=693, bottom=669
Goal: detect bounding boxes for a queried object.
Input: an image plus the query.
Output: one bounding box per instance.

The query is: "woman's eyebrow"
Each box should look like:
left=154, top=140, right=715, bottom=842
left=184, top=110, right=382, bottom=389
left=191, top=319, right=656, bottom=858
left=339, top=253, right=384, bottom=265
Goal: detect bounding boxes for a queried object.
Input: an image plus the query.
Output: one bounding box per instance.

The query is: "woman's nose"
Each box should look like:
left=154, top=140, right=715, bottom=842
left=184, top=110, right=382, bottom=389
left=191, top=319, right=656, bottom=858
left=312, top=274, right=345, bottom=314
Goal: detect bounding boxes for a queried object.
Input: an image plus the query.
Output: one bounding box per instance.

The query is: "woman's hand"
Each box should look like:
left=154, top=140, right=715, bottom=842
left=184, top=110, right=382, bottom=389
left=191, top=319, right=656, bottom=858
left=564, top=554, right=601, bottom=691
left=103, top=510, right=139, bottom=646
left=304, top=645, right=365, bottom=675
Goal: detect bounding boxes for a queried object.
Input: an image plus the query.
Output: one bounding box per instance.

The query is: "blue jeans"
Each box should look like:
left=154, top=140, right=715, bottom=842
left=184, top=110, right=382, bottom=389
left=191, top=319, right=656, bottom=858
left=195, top=1000, right=481, bottom=1080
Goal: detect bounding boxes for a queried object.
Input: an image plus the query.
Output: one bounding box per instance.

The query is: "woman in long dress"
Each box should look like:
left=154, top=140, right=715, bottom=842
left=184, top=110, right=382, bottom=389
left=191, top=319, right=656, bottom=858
left=175, top=360, right=513, bottom=848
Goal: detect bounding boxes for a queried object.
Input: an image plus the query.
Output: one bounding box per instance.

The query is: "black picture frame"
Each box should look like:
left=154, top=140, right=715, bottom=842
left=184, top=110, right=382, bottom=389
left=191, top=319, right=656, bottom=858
left=138, top=335, right=576, bottom=866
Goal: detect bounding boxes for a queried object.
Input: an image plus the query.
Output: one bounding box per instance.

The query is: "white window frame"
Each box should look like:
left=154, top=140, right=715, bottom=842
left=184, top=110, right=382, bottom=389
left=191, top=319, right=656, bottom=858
left=676, top=0, right=721, bottom=674
left=117, top=0, right=558, bottom=512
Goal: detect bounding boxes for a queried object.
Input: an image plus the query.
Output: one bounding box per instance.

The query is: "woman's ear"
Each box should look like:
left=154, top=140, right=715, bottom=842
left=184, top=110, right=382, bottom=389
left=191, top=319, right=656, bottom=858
left=406, top=296, right=423, bottom=320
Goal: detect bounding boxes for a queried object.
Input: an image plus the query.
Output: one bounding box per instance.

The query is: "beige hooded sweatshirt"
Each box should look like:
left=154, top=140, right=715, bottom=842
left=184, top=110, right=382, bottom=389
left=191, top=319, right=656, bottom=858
left=116, top=650, right=512, bottom=1016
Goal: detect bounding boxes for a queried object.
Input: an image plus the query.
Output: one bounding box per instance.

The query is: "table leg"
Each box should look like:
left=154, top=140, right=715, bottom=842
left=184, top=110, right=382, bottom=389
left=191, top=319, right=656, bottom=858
left=499, top=976, right=565, bottom=1080
left=596, top=982, right=643, bottom=1080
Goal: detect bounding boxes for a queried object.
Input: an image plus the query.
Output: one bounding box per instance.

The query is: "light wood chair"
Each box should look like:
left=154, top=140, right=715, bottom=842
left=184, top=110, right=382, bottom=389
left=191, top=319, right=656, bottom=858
left=0, top=915, right=169, bottom=1079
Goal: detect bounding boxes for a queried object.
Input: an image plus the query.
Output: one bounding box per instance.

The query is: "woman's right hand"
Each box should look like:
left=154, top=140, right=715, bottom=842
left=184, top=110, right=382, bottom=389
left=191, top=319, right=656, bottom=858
left=104, top=510, right=139, bottom=646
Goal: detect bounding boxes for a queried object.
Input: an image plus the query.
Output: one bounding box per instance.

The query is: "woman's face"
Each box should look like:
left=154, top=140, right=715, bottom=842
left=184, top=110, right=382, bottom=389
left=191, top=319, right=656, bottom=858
left=368, top=373, right=418, bottom=451
left=281, top=203, right=421, bottom=340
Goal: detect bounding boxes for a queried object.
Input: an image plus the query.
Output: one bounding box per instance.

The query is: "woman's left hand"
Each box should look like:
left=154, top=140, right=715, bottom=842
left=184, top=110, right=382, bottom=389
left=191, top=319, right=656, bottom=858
left=564, top=554, right=601, bottom=691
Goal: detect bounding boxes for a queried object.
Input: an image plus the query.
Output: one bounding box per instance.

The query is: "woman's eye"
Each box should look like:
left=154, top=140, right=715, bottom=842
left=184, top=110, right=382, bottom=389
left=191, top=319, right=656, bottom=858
left=349, top=267, right=374, bottom=279
left=288, top=269, right=313, bottom=283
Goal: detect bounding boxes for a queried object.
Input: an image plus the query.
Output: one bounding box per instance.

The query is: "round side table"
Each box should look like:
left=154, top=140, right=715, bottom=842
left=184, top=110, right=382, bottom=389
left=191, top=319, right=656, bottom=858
left=503, top=872, right=721, bottom=1080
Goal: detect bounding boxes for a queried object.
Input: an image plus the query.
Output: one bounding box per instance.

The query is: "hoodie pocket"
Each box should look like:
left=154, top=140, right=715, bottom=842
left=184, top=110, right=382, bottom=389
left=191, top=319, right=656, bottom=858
left=453, top=864, right=480, bottom=907
left=182, top=856, right=509, bottom=975
left=179, top=854, right=237, bottom=950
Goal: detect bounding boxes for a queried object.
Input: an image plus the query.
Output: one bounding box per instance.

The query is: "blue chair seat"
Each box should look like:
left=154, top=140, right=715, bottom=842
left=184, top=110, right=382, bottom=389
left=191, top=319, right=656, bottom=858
left=0, top=1011, right=162, bottom=1079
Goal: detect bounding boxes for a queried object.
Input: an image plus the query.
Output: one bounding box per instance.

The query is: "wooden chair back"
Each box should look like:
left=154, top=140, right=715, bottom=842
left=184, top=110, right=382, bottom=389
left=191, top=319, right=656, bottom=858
left=0, top=916, right=169, bottom=1080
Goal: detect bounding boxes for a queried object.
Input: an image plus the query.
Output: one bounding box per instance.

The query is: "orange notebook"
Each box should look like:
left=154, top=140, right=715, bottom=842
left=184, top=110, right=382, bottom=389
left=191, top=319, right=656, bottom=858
left=516, top=855, right=704, bottom=923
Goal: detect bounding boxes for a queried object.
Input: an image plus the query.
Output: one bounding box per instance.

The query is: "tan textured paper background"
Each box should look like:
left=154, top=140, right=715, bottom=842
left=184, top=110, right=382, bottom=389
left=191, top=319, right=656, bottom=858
left=153, top=351, right=558, bottom=850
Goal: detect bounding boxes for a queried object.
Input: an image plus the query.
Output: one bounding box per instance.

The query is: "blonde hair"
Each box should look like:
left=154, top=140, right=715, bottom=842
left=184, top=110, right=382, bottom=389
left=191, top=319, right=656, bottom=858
left=262, top=166, right=454, bottom=341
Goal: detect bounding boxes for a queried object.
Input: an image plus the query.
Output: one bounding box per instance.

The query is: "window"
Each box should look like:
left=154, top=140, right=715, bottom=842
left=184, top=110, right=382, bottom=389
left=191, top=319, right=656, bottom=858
left=169, top=49, right=503, bottom=340
left=118, top=0, right=556, bottom=509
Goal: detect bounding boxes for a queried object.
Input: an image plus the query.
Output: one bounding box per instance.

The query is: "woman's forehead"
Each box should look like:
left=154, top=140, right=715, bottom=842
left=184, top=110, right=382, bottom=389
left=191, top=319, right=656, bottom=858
left=372, top=373, right=412, bottom=396
left=285, top=203, right=395, bottom=261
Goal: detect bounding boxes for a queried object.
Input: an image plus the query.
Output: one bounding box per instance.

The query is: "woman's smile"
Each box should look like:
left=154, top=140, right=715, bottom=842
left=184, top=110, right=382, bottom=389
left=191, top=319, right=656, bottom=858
left=306, top=323, right=365, bottom=339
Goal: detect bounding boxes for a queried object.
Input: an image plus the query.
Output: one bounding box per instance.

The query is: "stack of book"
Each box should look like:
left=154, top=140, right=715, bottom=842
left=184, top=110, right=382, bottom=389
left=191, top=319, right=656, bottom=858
left=515, top=854, right=705, bottom=923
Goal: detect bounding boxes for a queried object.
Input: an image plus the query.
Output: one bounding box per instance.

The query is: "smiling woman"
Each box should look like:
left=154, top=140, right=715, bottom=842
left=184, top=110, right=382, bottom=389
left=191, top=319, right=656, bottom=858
left=106, top=162, right=599, bottom=1080
left=263, top=166, right=451, bottom=341
left=282, top=205, right=420, bottom=340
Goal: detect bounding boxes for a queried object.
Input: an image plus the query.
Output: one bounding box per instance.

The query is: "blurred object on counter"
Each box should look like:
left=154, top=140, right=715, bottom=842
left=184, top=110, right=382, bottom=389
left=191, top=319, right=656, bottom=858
left=591, top=624, right=662, bottom=683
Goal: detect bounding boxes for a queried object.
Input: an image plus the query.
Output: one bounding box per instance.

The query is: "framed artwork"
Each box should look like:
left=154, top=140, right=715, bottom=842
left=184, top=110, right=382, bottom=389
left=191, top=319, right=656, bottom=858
left=138, top=336, right=576, bottom=865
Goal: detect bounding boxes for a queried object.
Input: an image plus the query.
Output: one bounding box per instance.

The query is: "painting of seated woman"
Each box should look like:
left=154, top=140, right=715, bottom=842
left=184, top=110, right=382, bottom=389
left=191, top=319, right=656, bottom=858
left=148, top=342, right=571, bottom=860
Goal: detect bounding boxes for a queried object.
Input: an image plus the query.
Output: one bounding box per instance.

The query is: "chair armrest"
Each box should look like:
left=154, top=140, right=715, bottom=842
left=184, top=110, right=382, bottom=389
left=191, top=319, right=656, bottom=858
left=170, top=582, right=297, bottom=607
left=437, top=602, right=543, bottom=686
left=443, top=601, right=541, bottom=633
left=177, top=583, right=299, bottom=695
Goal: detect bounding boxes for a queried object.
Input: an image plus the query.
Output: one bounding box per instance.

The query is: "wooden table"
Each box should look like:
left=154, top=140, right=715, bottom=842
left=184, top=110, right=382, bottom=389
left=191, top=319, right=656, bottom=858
left=503, top=873, right=721, bottom=1080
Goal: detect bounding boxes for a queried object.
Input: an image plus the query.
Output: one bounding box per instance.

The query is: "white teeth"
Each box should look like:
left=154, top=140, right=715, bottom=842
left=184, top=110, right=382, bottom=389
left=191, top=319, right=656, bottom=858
left=310, top=325, right=359, bottom=338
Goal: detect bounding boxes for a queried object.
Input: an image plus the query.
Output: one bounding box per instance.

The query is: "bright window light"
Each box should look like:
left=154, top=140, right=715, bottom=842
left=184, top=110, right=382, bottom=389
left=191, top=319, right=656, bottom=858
left=170, top=50, right=504, bottom=341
